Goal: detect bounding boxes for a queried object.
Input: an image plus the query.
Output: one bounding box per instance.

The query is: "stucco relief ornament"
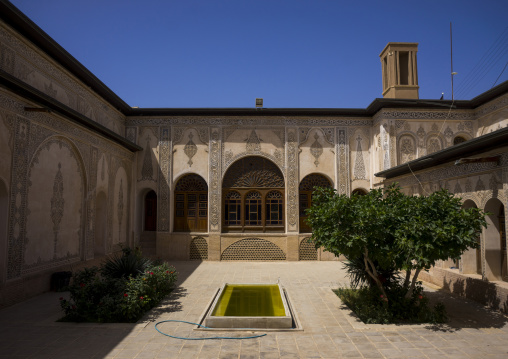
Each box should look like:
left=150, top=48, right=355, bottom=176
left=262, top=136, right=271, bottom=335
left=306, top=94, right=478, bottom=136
left=141, top=136, right=153, bottom=181
left=101, top=155, right=105, bottom=181
left=444, top=126, right=454, bottom=139
left=427, top=138, right=441, bottom=154
left=184, top=133, right=197, bottom=167
left=51, top=163, right=65, bottom=258
left=245, top=130, right=261, bottom=152
left=400, top=138, right=415, bottom=163
left=310, top=133, right=323, bottom=167
left=417, top=126, right=426, bottom=138
left=353, top=135, right=366, bottom=180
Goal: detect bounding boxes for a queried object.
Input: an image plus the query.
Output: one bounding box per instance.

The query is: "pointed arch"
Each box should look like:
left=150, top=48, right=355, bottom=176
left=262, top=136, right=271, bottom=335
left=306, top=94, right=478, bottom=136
left=222, top=156, right=284, bottom=232
left=25, top=136, right=87, bottom=270
left=484, top=198, right=506, bottom=281
left=299, top=173, right=333, bottom=233
left=174, top=174, right=208, bottom=232
left=397, top=133, right=417, bottom=164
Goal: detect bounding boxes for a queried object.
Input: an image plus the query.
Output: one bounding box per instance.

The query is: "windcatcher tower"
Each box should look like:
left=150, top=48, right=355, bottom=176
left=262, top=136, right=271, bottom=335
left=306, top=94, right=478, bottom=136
left=380, top=43, right=419, bottom=99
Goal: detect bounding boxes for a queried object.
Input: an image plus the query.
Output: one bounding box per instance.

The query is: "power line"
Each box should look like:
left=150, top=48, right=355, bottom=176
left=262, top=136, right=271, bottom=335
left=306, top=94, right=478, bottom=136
left=492, top=61, right=508, bottom=88
left=454, top=26, right=508, bottom=99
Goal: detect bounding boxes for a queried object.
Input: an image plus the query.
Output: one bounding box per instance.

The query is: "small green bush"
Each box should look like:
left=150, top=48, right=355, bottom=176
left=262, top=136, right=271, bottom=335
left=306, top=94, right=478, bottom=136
left=334, top=283, right=447, bottom=324
left=100, top=246, right=152, bottom=279
left=59, top=249, right=177, bottom=323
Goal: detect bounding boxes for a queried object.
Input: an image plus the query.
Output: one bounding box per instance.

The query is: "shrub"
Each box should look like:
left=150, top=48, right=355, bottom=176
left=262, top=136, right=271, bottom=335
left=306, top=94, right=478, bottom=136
left=100, top=246, right=151, bottom=279
left=59, top=249, right=177, bottom=323
left=343, top=257, right=400, bottom=290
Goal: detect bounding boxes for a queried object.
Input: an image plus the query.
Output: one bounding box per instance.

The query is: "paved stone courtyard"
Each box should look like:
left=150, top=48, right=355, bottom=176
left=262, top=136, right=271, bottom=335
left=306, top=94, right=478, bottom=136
left=1, top=261, right=508, bottom=358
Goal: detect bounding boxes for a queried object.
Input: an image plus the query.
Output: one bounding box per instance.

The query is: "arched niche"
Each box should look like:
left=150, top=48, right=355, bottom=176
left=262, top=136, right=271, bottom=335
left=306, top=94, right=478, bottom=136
left=25, top=137, right=86, bottom=268
left=484, top=198, right=506, bottom=281
left=397, top=134, right=417, bottom=164
left=222, top=156, right=284, bottom=233
left=461, top=199, right=482, bottom=275
left=144, top=190, right=157, bottom=231
left=174, top=173, right=208, bottom=232
left=299, top=173, right=333, bottom=233
left=351, top=188, right=368, bottom=196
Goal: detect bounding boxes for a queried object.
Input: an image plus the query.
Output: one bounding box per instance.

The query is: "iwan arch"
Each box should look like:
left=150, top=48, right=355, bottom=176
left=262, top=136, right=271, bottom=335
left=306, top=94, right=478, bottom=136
left=0, top=1, right=508, bottom=308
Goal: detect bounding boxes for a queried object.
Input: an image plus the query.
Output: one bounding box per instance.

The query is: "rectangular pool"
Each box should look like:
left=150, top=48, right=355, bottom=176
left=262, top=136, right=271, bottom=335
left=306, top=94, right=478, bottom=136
left=204, top=283, right=293, bottom=329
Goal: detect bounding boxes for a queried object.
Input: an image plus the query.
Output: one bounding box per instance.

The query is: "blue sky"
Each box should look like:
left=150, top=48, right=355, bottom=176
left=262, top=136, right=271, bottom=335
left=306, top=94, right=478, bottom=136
left=10, top=0, right=508, bottom=108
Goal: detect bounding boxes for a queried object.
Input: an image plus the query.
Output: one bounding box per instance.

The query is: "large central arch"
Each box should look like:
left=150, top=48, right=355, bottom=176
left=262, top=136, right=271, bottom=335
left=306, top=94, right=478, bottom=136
left=222, top=156, right=284, bottom=233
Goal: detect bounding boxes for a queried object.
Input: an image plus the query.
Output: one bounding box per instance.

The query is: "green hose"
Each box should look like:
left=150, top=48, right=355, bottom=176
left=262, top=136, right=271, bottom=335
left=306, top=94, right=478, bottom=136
left=154, top=319, right=267, bottom=340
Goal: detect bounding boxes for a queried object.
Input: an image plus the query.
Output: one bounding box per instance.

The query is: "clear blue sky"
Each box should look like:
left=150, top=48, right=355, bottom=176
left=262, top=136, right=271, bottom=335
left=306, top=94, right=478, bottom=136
left=10, top=0, right=508, bottom=108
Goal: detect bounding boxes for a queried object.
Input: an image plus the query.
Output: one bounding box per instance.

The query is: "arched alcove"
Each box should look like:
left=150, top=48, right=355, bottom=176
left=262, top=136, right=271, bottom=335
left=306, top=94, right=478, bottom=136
left=351, top=188, right=368, bottom=196
left=0, top=179, right=8, bottom=283
left=461, top=199, right=482, bottom=275
left=94, top=191, right=107, bottom=257
left=144, top=190, right=157, bottom=231
left=484, top=198, right=505, bottom=281
left=299, top=173, right=332, bottom=233
left=174, top=174, right=208, bottom=232
left=222, top=156, right=284, bottom=233
left=453, top=136, right=467, bottom=145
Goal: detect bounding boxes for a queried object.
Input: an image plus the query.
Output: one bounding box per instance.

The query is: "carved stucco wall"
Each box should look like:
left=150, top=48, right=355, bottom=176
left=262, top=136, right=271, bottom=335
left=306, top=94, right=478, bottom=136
left=0, top=112, right=13, bottom=188
left=476, top=92, right=508, bottom=136
left=173, top=127, right=208, bottom=184
left=222, top=127, right=284, bottom=172
left=25, top=138, right=84, bottom=272
left=384, top=153, right=508, bottom=281
left=0, top=89, right=134, bottom=280
left=349, top=127, right=370, bottom=191
left=299, top=128, right=334, bottom=182
left=0, top=21, right=125, bottom=136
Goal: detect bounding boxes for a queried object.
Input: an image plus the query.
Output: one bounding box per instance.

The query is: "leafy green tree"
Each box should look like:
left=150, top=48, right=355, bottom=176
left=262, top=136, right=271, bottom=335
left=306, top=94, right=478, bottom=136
left=306, top=185, right=487, bottom=302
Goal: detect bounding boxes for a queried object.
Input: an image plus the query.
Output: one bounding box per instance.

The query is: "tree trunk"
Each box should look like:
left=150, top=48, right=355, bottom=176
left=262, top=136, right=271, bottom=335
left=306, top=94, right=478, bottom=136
left=403, top=269, right=411, bottom=289
left=405, top=267, right=422, bottom=299
left=363, top=248, right=389, bottom=304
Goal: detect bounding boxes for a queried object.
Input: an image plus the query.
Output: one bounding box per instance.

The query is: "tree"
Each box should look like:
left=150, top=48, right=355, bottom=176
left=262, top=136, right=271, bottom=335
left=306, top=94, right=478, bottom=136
left=306, top=185, right=487, bottom=301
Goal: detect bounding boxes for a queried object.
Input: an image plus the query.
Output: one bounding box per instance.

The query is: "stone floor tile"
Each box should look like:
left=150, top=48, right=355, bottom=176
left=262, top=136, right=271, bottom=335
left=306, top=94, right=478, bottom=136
left=377, top=348, right=404, bottom=358
left=259, top=352, right=281, bottom=359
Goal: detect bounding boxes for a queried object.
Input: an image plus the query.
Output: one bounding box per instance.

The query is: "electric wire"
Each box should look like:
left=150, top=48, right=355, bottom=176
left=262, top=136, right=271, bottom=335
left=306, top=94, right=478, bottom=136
left=454, top=26, right=508, bottom=99
left=492, top=61, right=508, bottom=88
left=154, top=320, right=267, bottom=340
left=454, top=26, right=508, bottom=96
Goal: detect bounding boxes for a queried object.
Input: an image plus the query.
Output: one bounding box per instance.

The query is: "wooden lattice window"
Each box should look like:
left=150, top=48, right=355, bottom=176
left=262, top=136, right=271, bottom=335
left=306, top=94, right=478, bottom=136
left=299, top=174, right=332, bottom=233
left=222, top=156, right=284, bottom=233
left=266, top=191, right=283, bottom=226
left=174, top=174, right=208, bottom=232
left=245, top=191, right=262, bottom=226
left=225, top=191, right=241, bottom=226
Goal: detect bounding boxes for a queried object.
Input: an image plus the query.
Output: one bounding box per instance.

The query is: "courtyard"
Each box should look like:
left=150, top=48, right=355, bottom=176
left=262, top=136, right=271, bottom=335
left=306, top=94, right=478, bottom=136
left=1, top=261, right=508, bottom=359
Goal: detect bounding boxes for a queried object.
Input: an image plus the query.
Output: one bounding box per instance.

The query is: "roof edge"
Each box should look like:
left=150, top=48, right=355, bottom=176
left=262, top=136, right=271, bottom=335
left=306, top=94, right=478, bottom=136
left=0, top=69, right=142, bottom=152
left=0, top=0, right=132, bottom=113
left=375, top=126, right=508, bottom=179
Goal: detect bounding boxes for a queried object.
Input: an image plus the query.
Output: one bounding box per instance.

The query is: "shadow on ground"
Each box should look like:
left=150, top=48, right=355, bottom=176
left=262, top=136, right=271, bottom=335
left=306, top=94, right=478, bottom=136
left=424, top=287, right=508, bottom=332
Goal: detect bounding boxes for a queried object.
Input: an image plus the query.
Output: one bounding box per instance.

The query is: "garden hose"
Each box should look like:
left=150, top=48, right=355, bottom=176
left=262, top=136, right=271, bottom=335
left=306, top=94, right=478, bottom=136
left=154, top=319, right=267, bottom=340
